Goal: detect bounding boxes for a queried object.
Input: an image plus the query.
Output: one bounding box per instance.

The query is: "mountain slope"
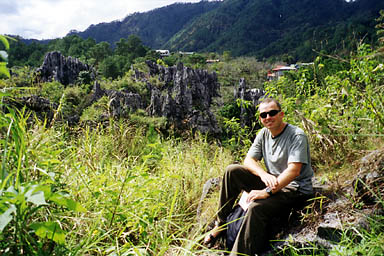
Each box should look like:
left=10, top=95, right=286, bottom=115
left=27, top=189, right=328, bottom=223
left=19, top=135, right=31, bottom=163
left=71, top=1, right=222, bottom=48
left=71, top=0, right=384, bottom=61
left=165, top=0, right=384, bottom=60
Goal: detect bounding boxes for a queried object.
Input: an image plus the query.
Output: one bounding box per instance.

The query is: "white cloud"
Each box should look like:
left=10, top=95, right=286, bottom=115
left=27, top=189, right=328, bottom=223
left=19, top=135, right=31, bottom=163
left=0, top=0, right=202, bottom=39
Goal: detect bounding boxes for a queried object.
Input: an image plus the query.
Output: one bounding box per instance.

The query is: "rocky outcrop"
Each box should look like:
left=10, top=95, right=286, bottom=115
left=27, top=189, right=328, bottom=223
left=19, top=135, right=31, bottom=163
left=25, top=52, right=221, bottom=133
left=88, top=61, right=221, bottom=133
left=36, top=51, right=95, bottom=86
left=5, top=96, right=58, bottom=124
left=145, top=61, right=221, bottom=133
left=27, top=53, right=219, bottom=133
left=91, top=81, right=144, bottom=118
left=234, top=78, right=265, bottom=128
left=353, top=149, right=384, bottom=206
left=196, top=177, right=222, bottom=219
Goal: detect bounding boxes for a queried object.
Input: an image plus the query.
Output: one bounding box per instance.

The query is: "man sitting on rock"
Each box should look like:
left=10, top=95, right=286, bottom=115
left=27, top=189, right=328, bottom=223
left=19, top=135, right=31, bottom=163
left=204, top=98, right=314, bottom=255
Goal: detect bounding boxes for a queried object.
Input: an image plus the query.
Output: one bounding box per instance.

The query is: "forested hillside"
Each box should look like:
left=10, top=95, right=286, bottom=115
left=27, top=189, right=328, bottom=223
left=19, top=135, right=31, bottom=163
left=9, top=0, right=384, bottom=67
left=165, top=0, right=384, bottom=61
left=69, top=1, right=222, bottom=49
left=66, top=0, right=384, bottom=62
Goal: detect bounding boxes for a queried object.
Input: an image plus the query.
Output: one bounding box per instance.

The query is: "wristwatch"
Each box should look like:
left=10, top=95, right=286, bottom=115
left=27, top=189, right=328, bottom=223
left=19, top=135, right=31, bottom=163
left=265, top=187, right=273, bottom=196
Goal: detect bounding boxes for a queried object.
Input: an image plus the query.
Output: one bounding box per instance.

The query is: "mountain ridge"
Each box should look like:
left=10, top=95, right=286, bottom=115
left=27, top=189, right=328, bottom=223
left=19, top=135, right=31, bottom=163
left=69, top=1, right=222, bottom=49
left=60, top=0, right=384, bottom=61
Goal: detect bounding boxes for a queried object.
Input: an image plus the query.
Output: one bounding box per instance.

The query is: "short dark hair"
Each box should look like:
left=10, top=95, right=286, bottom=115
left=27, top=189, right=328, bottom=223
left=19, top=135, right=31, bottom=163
left=260, top=98, right=281, bottom=111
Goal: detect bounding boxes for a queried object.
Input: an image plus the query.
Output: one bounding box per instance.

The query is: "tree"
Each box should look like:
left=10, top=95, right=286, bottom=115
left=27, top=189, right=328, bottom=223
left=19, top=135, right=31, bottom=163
left=68, top=37, right=96, bottom=60
left=115, top=35, right=147, bottom=59
left=89, top=41, right=112, bottom=66
left=99, top=55, right=126, bottom=79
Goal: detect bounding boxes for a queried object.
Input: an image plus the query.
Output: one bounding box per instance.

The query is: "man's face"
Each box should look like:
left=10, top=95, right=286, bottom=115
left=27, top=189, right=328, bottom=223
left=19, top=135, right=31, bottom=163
left=259, top=101, right=284, bottom=130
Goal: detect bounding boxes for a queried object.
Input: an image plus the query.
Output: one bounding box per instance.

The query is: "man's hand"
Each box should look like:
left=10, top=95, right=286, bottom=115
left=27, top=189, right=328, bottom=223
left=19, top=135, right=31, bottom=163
left=260, top=172, right=278, bottom=189
left=246, top=189, right=269, bottom=202
left=244, top=156, right=279, bottom=189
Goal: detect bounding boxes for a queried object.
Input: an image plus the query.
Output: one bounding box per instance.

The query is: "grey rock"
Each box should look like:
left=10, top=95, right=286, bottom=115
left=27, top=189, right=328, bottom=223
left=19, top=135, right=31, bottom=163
left=196, top=177, right=221, bottom=218
left=234, top=78, right=265, bottom=128
left=145, top=61, right=221, bottom=134
left=5, top=96, right=58, bottom=124
left=353, top=148, right=384, bottom=205
left=36, top=51, right=95, bottom=86
left=91, top=81, right=144, bottom=118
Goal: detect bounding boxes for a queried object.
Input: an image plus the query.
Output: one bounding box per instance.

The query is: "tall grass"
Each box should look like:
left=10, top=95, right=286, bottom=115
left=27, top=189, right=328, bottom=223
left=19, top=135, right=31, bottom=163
left=51, top=119, right=234, bottom=255
left=2, top=84, right=383, bottom=255
left=0, top=97, right=234, bottom=254
left=0, top=91, right=85, bottom=255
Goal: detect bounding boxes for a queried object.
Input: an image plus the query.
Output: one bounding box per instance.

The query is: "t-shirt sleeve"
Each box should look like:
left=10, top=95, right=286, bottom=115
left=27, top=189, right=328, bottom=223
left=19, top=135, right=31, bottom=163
left=246, top=129, right=264, bottom=160
left=288, top=134, right=309, bottom=164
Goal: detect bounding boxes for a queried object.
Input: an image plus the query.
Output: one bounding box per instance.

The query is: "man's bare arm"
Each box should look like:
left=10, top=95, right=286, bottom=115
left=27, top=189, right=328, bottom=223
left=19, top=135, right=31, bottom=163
left=243, top=155, right=278, bottom=189
left=273, top=162, right=302, bottom=192
left=246, top=162, right=302, bottom=202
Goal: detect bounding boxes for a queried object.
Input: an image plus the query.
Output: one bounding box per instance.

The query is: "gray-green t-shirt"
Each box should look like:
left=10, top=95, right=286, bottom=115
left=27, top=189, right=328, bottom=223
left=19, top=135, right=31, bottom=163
left=246, top=124, right=314, bottom=194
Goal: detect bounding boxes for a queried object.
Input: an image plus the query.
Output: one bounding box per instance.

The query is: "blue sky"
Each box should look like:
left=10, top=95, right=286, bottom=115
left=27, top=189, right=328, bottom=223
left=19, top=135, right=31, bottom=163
left=0, top=0, right=205, bottom=40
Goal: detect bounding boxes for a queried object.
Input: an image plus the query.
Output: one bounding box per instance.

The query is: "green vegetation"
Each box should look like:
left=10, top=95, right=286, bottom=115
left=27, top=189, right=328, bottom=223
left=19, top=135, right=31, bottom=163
left=265, top=43, right=384, bottom=167
left=0, top=102, right=233, bottom=254
left=0, top=35, right=13, bottom=78
left=163, top=0, right=384, bottom=61
left=72, top=1, right=222, bottom=50
left=9, top=0, right=384, bottom=70
left=0, top=8, right=384, bottom=255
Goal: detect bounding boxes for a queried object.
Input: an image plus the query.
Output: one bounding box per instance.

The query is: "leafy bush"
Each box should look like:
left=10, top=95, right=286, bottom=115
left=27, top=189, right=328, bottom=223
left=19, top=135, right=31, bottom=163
left=80, top=96, right=109, bottom=122
left=0, top=94, right=85, bottom=254
left=130, top=109, right=167, bottom=132
left=219, top=101, right=241, bottom=120
left=61, top=86, right=90, bottom=118
left=0, top=35, right=12, bottom=79
left=106, top=70, right=148, bottom=95
left=40, top=81, right=65, bottom=103
left=264, top=43, right=384, bottom=166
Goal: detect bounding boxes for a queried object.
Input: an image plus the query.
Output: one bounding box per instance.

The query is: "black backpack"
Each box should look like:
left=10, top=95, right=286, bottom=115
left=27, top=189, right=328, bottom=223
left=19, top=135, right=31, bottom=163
left=225, top=205, right=246, bottom=251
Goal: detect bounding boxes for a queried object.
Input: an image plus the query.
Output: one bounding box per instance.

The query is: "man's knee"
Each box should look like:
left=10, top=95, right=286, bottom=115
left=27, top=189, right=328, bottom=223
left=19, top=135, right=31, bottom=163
left=248, top=202, right=265, bottom=214
left=224, top=164, right=250, bottom=183
left=226, top=164, right=243, bottom=172
left=247, top=201, right=276, bottom=221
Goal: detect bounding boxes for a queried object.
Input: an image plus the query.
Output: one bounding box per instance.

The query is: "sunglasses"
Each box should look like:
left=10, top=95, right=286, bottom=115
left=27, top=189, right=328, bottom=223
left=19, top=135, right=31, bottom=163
left=259, top=110, right=280, bottom=118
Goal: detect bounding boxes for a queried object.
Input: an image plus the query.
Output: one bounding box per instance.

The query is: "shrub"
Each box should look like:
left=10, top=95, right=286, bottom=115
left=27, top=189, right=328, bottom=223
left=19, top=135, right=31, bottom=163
left=61, top=86, right=89, bottom=118
left=264, top=44, right=384, bottom=166
left=40, top=81, right=65, bottom=103
left=80, top=96, right=109, bottom=122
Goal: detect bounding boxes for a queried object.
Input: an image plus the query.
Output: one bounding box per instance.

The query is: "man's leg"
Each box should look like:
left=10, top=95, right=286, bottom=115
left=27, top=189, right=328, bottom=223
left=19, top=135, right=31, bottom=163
left=217, top=164, right=265, bottom=226
left=204, top=164, right=264, bottom=246
left=230, top=190, right=304, bottom=255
